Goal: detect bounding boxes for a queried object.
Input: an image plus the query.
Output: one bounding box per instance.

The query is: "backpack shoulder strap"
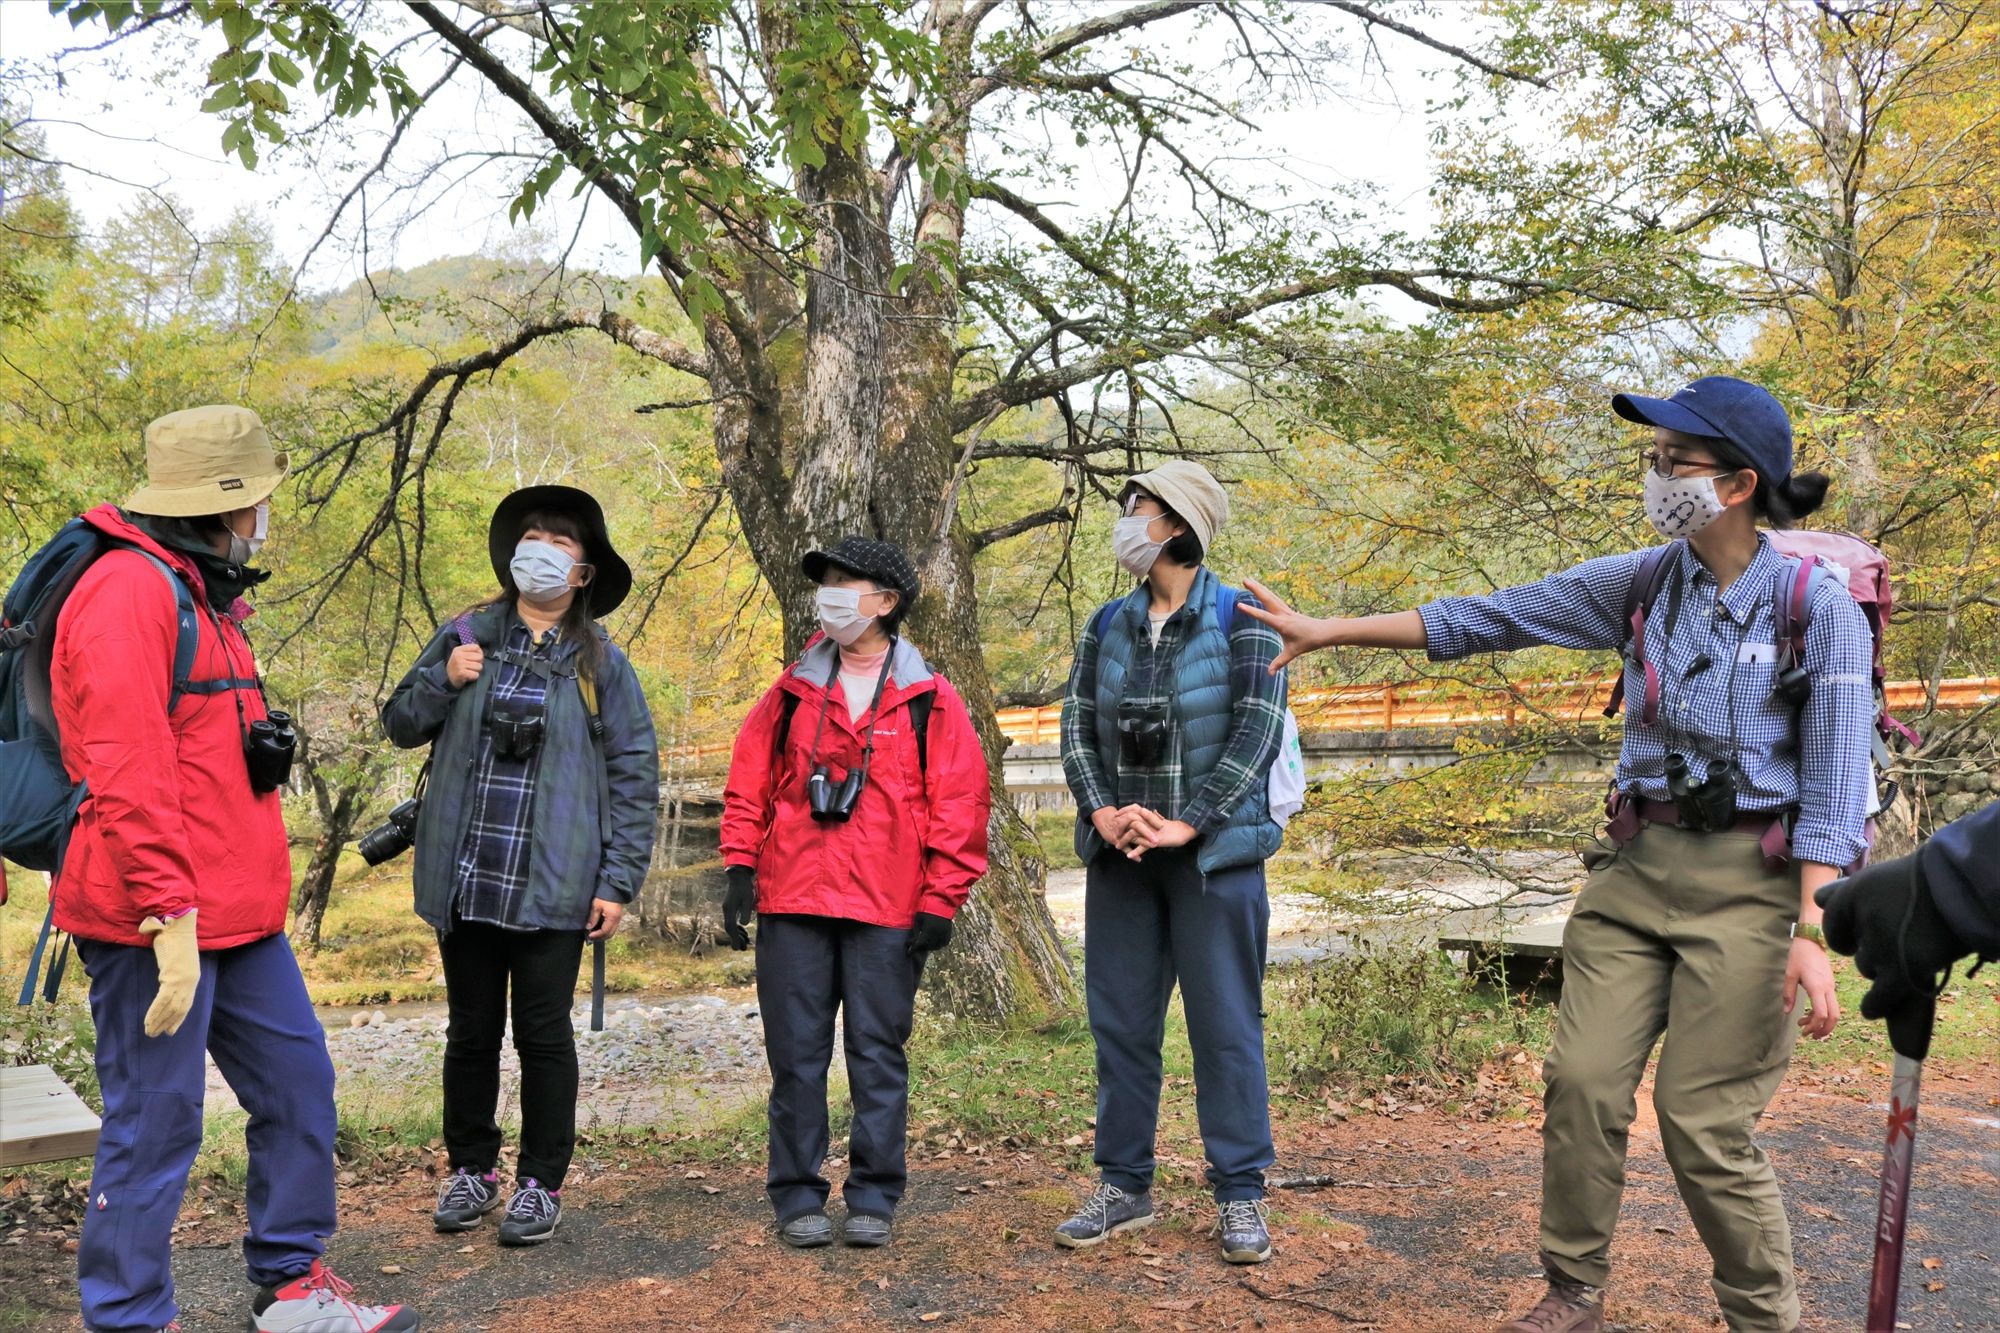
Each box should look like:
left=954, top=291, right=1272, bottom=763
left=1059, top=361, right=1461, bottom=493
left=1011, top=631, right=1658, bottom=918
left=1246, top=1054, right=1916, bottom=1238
left=1092, top=599, right=1122, bottom=641
left=773, top=687, right=802, bottom=758
left=1772, top=552, right=1823, bottom=669
left=1213, top=582, right=1239, bottom=639
left=124, top=549, right=200, bottom=714
left=909, top=688, right=934, bottom=775
left=1604, top=544, right=1679, bottom=722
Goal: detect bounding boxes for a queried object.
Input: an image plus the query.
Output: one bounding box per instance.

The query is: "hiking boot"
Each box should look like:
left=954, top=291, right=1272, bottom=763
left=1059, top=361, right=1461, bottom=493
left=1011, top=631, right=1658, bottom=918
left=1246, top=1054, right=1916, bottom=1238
left=1498, top=1279, right=1605, bottom=1332
left=1215, top=1198, right=1273, bottom=1264
left=497, top=1179, right=562, bottom=1246
left=843, top=1212, right=892, bottom=1247
left=1053, top=1183, right=1155, bottom=1248
left=432, top=1167, right=500, bottom=1232
left=779, top=1210, right=835, bottom=1248
left=250, top=1260, right=419, bottom=1332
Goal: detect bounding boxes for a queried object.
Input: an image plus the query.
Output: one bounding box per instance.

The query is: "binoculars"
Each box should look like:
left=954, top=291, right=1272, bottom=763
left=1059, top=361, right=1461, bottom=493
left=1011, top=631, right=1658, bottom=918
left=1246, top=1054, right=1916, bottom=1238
left=1117, top=700, right=1170, bottom=767
left=1666, top=752, right=1738, bottom=832
left=244, top=710, right=296, bottom=794
left=489, top=697, right=545, bottom=762
left=808, top=763, right=866, bottom=823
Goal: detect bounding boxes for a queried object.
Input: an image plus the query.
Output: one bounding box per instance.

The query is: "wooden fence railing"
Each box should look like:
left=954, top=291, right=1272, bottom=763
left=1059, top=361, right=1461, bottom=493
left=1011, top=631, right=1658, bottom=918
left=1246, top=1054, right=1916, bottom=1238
left=991, top=676, right=2000, bottom=748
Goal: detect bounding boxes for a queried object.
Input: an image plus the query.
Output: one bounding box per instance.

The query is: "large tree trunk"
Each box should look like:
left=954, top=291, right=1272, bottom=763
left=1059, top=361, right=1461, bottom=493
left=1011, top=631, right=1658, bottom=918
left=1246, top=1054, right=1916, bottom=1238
left=693, top=30, right=1078, bottom=1021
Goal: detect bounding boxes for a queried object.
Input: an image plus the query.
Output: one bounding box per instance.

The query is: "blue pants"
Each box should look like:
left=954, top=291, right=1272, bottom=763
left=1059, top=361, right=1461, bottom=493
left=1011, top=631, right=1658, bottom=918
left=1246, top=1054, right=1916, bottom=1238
left=756, top=914, right=921, bottom=1224
left=1085, top=848, right=1273, bottom=1202
left=76, top=932, right=337, bottom=1333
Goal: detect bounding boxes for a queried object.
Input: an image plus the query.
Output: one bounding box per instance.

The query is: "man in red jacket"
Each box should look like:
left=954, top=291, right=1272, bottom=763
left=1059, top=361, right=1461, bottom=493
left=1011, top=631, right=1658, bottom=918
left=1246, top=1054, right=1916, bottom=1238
left=721, top=536, right=990, bottom=1249
left=52, top=406, right=416, bottom=1333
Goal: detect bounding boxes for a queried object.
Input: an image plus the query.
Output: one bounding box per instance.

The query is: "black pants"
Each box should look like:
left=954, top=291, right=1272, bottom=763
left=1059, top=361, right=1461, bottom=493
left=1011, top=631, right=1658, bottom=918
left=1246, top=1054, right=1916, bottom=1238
left=437, top=920, right=586, bottom=1189
left=756, top=914, right=921, bottom=1224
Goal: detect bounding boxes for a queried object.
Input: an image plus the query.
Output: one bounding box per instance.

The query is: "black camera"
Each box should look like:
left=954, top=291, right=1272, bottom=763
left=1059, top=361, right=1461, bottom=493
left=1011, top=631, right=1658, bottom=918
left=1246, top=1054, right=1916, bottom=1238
left=1666, top=752, right=1738, bottom=832
left=808, top=764, right=866, bottom=823
left=245, top=710, right=297, bottom=793
left=1117, top=700, right=1170, bottom=767
left=358, top=797, right=422, bottom=866
left=488, top=697, right=544, bottom=762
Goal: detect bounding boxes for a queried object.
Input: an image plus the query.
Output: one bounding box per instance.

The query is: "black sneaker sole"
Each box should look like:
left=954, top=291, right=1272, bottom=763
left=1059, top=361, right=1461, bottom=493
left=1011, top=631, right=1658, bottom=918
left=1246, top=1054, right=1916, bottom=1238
left=433, top=1204, right=500, bottom=1233
left=842, top=1226, right=892, bottom=1248
left=1053, top=1213, right=1155, bottom=1249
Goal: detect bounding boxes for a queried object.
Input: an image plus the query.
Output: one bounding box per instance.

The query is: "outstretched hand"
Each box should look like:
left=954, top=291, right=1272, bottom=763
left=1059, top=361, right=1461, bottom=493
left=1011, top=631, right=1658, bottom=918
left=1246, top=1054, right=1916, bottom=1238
left=1238, top=578, right=1339, bottom=674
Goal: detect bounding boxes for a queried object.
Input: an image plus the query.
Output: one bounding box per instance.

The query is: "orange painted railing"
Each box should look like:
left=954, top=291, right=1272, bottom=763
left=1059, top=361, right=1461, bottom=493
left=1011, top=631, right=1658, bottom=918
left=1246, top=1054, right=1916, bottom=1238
left=992, top=676, right=2000, bottom=747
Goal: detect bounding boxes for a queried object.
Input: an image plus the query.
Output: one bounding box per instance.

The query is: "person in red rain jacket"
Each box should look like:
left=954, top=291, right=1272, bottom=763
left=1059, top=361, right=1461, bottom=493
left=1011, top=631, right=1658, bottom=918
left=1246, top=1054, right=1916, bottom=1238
left=720, top=535, right=990, bottom=1250
left=50, top=405, right=417, bottom=1333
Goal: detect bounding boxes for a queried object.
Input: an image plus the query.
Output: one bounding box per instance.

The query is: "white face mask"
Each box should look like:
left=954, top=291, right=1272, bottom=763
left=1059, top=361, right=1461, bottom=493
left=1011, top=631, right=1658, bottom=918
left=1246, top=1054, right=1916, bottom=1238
left=1112, top=513, right=1167, bottom=578
left=511, top=539, right=578, bottom=602
left=815, top=586, right=878, bottom=647
left=1643, top=469, right=1729, bottom=541
left=228, top=500, right=270, bottom=566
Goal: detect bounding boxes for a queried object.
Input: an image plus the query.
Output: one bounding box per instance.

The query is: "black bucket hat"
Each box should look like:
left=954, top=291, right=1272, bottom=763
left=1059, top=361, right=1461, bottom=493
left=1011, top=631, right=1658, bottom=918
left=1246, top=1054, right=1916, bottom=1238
left=800, top=535, right=920, bottom=606
left=489, top=484, right=633, bottom=617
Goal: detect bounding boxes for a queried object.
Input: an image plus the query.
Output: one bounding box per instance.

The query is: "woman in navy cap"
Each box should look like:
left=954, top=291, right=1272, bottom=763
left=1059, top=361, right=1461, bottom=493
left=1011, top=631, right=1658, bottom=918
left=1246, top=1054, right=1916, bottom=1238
left=1241, top=378, right=1876, bottom=1333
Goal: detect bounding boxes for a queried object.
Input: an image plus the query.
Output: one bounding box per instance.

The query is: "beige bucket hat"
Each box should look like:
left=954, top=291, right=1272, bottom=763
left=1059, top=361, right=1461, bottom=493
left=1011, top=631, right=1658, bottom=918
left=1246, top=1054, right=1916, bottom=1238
left=125, top=405, right=289, bottom=518
left=1127, top=458, right=1230, bottom=552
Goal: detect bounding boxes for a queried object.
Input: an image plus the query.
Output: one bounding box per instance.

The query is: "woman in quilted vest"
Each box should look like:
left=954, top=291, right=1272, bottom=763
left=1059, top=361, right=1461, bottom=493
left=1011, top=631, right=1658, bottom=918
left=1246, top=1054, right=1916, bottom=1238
left=1053, top=459, right=1288, bottom=1265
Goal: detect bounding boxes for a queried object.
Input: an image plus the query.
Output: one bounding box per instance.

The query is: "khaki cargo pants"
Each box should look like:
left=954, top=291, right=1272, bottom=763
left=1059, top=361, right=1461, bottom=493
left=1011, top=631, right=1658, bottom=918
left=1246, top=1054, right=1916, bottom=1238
left=1539, top=824, right=1802, bottom=1331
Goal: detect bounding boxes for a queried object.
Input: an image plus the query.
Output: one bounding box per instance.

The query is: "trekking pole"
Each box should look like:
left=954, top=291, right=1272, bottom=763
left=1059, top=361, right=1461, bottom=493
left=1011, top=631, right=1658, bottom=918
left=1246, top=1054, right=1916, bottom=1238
left=1865, top=1046, right=1927, bottom=1331
left=590, top=938, right=606, bottom=1033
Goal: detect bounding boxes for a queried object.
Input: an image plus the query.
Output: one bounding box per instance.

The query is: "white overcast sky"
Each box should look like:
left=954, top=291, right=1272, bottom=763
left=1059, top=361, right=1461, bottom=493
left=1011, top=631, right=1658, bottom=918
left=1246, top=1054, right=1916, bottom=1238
left=3, top=2, right=1475, bottom=303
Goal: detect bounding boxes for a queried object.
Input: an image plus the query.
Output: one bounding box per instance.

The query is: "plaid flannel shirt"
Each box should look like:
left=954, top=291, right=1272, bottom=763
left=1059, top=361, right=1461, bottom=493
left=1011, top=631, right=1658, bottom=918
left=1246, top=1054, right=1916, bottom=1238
left=454, top=620, right=557, bottom=928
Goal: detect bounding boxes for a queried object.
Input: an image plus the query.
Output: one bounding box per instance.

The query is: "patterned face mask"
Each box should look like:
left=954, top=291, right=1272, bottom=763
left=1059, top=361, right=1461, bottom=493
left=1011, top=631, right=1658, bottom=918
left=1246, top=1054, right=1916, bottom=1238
left=1643, top=468, right=1728, bottom=540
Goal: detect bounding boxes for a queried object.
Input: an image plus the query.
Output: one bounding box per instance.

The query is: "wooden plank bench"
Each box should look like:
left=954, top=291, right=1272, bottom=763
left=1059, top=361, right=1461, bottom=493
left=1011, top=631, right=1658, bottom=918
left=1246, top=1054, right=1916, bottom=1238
left=1, top=1064, right=101, bottom=1167
left=1437, top=916, right=1569, bottom=996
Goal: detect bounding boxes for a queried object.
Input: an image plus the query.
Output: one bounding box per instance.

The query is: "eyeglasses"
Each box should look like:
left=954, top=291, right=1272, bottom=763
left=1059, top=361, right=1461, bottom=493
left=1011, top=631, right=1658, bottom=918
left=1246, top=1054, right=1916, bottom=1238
left=1639, top=448, right=1736, bottom=479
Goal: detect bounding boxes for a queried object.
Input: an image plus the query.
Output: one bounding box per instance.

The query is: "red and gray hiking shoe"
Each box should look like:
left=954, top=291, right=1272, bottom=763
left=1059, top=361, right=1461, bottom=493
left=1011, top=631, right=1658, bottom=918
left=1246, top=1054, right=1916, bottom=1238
left=251, top=1261, right=418, bottom=1332
left=1498, top=1279, right=1605, bottom=1332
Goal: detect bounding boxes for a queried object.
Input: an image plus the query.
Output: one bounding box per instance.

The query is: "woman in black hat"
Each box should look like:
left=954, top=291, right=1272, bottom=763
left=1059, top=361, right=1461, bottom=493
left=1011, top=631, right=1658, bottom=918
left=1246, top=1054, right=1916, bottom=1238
left=382, top=486, right=659, bottom=1247
left=719, top=535, right=991, bottom=1248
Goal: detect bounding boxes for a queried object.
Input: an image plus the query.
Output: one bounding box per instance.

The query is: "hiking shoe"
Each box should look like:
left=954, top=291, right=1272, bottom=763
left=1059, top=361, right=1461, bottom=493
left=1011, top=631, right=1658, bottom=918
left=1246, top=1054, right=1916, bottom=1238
left=1053, top=1183, right=1155, bottom=1248
left=251, top=1260, right=419, bottom=1332
left=1215, top=1198, right=1273, bottom=1264
left=843, top=1212, right=892, bottom=1247
left=1499, top=1280, right=1605, bottom=1332
left=432, top=1167, right=500, bottom=1232
left=778, top=1210, right=835, bottom=1248
left=497, top=1179, right=562, bottom=1246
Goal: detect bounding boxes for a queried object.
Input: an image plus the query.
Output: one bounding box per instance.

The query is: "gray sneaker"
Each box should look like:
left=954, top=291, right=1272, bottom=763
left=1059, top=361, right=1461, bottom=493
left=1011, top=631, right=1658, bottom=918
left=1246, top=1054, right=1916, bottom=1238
left=497, top=1179, right=562, bottom=1246
left=1215, top=1198, right=1272, bottom=1263
left=432, top=1168, right=500, bottom=1232
left=1053, top=1183, right=1155, bottom=1248
left=843, top=1212, right=892, bottom=1247
left=778, top=1210, right=835, bottom=1248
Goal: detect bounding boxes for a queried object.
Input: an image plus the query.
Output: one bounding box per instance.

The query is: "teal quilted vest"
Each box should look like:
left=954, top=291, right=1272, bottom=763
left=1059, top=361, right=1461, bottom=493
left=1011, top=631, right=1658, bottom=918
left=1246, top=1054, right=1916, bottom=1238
left=1073, top=566, right=1283, bottom=873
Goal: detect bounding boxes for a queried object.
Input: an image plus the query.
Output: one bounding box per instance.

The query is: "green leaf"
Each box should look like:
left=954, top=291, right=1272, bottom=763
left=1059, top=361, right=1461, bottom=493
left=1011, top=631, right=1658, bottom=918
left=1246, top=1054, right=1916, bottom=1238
left=268, top=52, right=304, bottom=87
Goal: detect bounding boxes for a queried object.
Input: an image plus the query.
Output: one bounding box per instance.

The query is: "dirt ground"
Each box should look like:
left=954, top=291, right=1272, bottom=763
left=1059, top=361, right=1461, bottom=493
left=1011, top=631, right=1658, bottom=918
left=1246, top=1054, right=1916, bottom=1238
left=5, top=1062, right=1996, bottom=1333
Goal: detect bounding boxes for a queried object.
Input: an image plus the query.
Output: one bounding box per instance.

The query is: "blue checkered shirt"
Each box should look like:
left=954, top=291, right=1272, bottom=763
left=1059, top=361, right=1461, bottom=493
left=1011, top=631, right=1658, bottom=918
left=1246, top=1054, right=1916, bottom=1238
left=454, top=621, right=556, bottom=928
left=1416, top=535, right=1876, bottom=868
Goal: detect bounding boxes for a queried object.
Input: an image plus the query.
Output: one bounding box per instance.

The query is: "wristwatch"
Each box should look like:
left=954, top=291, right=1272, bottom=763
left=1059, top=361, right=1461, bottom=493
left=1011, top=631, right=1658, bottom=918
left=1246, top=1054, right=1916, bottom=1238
left=1792, top=921, right=1828, bottom=949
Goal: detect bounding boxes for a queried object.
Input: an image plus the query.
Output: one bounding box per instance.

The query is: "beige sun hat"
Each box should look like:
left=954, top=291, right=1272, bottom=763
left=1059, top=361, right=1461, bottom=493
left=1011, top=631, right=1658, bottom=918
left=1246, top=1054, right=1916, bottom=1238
left=125, top=405, right=289, bottom=518
left=1127, top=459, right=1230, bottom=552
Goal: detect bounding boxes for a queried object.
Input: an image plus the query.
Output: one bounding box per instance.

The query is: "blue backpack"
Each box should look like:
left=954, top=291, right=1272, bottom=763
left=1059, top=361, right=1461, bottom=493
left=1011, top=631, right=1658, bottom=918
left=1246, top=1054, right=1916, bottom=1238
left=1, top=518, right=202, bottom=1002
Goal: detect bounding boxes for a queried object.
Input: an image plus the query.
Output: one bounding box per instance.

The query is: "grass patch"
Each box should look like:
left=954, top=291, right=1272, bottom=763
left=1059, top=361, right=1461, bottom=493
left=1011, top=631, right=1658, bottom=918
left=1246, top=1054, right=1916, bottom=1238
left=1792, top=950, right=2000, bottom=1070
left=1266, top=944, right=1554, bottom=1096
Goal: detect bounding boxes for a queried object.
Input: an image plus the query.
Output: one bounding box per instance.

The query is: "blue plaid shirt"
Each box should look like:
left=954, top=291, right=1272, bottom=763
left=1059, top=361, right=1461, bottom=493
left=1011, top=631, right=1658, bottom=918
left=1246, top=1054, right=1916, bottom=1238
left=1416, top=535, right=1876, bottom=868
left=454, top=621, right=556, bottom=928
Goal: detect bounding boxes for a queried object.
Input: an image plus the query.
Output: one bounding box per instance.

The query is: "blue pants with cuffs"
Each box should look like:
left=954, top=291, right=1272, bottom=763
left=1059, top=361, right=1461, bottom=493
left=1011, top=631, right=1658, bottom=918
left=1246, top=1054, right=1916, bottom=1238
left=75, top=931, right=337, bottom=1333
left=1084, top=846, right=1273, bottom=1202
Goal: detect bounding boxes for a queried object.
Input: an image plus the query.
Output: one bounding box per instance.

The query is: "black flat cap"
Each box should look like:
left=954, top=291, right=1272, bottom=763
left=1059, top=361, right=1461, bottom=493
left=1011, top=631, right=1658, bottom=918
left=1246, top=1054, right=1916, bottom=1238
left=800, top=535, right=920, bottom=605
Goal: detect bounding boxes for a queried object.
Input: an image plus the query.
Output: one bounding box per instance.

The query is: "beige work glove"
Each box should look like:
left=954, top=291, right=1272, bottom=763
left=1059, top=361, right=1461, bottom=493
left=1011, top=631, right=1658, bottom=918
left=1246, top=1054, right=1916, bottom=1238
left=139, top=909, right=200, bottom=1038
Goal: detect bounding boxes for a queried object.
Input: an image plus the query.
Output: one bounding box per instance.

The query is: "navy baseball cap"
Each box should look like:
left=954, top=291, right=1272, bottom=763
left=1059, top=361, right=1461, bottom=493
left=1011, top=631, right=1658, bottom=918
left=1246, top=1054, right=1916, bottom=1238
left=1612, top=376, right=1793, bottom=485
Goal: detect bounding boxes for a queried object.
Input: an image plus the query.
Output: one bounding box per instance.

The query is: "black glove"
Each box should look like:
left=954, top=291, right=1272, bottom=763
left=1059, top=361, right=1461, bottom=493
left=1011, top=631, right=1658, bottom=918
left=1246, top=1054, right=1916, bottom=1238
left=721, top=866, right=756, bottom=951
left=1816, top=851, right=1964, bottom=1061
left=906, top=911, right=954, bottom=959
